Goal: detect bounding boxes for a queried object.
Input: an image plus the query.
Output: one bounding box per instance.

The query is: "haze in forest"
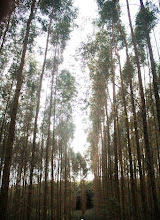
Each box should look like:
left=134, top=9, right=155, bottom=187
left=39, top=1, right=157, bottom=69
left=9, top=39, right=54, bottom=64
left=0, top=0, right=160, bottom=220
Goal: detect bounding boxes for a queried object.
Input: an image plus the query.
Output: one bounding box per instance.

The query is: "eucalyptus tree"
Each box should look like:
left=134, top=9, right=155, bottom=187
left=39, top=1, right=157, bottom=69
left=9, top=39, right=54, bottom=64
left=45, top=10, right=76, bottom=218
left=0, top=0, right=25, bottom=54
left=27, top=3, right=55, bottom=217
left=15, top=57, right=40, bottom=219
left=1, top=55, right=39, bottom=219
left=126, top=0, right=160, bottom=217
left=80, top=28, right=123, bottom=218
left=80, top=0, right=160, bottom=218
left=27, top=1, right=77, bottom=218
left=56, top=119, right=75, bottom=220
left=96, top=3, right=124, bottom=216
left=76, top=152, right=88, bottom=218
left=55, top=68, right=76, bottom=220
left=0, top=1, right=37, bottom=151
left=85, top=1, right=125, bottom=218
left=134, top=4, right=160, bottom=186
left=80, top=28, right=113, bottom=217
left=0, top=3, right=15, bottom=53
left=0, top=0, right=37, bottom=218
left=0, top=0, right=16, bottom=22
left=0, top=72, right=16, bottom=178
left=137, top=0, right=160, bottom=133
left=43, top=55, right=58, bottom=220
left=114, top=3, right=150, bottom=218
left=50, top=69, right=58, bottom=220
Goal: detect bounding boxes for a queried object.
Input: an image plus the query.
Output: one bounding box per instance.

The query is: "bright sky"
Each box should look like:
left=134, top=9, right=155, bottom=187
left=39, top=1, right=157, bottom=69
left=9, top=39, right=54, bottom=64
left=62, top=0, right=98, bottom=154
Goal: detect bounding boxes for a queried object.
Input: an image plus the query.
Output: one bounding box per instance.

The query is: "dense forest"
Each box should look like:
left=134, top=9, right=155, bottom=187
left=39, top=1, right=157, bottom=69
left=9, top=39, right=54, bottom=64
left=0, top=0, right=160, bottom=219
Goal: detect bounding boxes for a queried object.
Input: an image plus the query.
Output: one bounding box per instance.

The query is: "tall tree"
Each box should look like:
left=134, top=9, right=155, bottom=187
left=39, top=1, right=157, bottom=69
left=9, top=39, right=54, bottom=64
left=0, top=0, right=36, bottom=218
left=126, top=0, right=160, bottom=217
left=138, top=0, right=160, bottom=134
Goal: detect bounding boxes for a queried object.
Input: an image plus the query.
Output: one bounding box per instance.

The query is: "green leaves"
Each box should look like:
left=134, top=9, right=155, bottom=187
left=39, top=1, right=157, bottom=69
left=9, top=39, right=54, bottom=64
left=57, top=70, right=76, bottom=103
left=50, top=16, right=71, bottom=50
left=97, top=0, right=118, bottom=26
left=136, top=2, right=158, bottom=33
left=81, top=30, right=111, bottom=82
left=28, top=24, right=39, bottom=50
left=75, top=152, right=88, bottom=178
left=39, top=0, right=62, bottom=15
left=122, top=58, right=135, bottom=84
left=134, top=1, right=158, bottom=63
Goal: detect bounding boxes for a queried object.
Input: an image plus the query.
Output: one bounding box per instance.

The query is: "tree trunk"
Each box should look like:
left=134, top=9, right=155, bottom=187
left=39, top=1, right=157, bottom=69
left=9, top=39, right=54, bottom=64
left=140, top=0, right=160, bottom=134
left=115, top=45, right=138, bottom=219
left=43, top=63, right=55, bottom=220
left=0, top=1, right=36, bottom=219
left=59, top=143, right=63, bottom=220
left=101, top=123, right=108, bottom=211
left=27, top=9, right=53, bottom=219
left=126, top=0, right=160, bottom=217
left=0, top=3, right=15, bottom=54
left=105, top=102, right=113, bottom=197
left=51, top=76, right=57, bottom=220
left=111, top=46, right=120, bottom=219
left=116, top=7, right=149, bottom=217
left=116, top=115, right=126, bottom=219
left=51, top=148, right=55, bottom=220
left=0, top=80, right=14, bottom=181
left=56, top=154, right=60, bottom=220
left=0, top=79, right=13, bottom=146
left=64, top=145, right=67, bottom=220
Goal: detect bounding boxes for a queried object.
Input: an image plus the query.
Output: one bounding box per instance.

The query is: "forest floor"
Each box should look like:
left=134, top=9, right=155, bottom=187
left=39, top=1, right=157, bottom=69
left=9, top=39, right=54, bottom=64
left=71, top=209, right=96, bottom=220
